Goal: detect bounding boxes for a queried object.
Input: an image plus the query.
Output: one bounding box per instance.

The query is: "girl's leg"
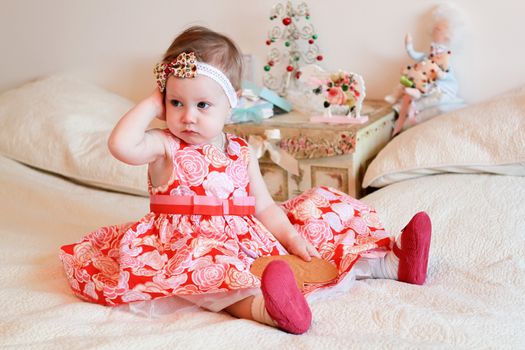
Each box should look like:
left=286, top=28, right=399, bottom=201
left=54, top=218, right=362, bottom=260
left=225, top=260, right=312, bottom=334
left=355, top=254, right=399, bottom=280
left=223, top=296, right=255, bottom=321
left=224, top=295, right=281, bottom=328
left=358, top=212, right=432, bottom=285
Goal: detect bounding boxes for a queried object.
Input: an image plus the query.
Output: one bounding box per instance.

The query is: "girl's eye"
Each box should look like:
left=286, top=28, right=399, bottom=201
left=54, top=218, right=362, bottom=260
left=197, top=102, right=210, bottom=109
left=170, top=99, right=182, bottom=107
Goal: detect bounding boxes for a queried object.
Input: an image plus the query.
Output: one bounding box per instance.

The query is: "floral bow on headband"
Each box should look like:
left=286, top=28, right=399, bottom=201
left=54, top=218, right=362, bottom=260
left=153, top=51, right=238, bottom=107
left=154, top=52, right=197, bottom=92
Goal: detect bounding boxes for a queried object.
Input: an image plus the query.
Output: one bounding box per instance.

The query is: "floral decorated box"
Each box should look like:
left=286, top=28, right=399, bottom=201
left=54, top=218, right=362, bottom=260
left=224, top=100, right=395, bottom=201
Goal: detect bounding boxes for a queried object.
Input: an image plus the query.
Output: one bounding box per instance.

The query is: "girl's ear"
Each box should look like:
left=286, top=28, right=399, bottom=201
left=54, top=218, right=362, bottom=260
left=157, top=89, right=167, bottom=121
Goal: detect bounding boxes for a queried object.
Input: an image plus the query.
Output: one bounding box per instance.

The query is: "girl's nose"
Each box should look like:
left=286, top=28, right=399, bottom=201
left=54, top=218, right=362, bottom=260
left=181, top=109, right=196, bottom=124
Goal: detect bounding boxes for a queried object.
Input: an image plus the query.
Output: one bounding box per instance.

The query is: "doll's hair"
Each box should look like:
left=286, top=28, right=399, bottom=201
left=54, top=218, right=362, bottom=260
left=430, top=2, right=466, bottom=48
left=162, top=26, right=244, bottom=91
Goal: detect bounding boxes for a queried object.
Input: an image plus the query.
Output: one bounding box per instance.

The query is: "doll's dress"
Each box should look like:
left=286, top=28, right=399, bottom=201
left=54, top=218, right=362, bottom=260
left=59, top=132, right=392, bottom=307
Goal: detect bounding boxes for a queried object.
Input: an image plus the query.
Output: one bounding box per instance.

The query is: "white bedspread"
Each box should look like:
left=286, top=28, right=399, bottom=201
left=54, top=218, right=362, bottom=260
left=1, top=155, right=524, bottom=349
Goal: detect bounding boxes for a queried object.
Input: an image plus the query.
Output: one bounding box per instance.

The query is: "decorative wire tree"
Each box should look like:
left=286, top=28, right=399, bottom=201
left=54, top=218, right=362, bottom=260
left=263, top=1, right=323, bottom=96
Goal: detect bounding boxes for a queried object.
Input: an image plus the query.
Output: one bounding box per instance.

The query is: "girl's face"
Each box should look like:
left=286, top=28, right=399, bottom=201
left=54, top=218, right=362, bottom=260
left=164, top=75, right=231, bottom=147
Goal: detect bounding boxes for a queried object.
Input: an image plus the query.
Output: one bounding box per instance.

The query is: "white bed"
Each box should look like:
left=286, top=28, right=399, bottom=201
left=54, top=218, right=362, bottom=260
left=1, top=76, right=524, bottom=349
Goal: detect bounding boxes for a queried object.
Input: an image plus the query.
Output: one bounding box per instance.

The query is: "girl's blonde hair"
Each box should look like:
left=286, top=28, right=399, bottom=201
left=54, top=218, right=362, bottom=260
left=162, top=26, right=244, bottom=91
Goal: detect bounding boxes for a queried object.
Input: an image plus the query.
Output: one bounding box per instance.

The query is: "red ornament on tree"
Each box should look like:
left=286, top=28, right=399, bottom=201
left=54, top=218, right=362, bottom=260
left=316, top=55, right=324, bottom=61
left=286, top=65, right=294, bottom=72
left=282, top=17, right=292, bottom=26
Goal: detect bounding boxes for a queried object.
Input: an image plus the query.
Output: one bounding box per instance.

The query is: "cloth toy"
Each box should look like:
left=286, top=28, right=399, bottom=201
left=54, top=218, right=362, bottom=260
left=395, top=59, right=447, bottom=123
left=400, top=59, right=444, bottom=95
left=430, top=50, right=452, bottom=73
left=285, top=64, right=368, bottom=124
left=322, top=71, right=366, bottom=118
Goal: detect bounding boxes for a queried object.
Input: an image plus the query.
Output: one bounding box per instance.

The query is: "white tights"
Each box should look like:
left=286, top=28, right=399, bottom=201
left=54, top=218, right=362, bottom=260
left=354, top=252, right=399, bottom=280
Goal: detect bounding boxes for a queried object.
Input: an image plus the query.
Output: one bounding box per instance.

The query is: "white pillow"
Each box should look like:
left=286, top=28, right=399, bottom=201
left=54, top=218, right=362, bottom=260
left=0, top=75, right=151, bottom=196
left=363, top=86, right=525, bottom=188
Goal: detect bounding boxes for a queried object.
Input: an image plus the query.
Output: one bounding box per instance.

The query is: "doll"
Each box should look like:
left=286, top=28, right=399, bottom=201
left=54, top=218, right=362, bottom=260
left=387, top=2, right=466, bottom=136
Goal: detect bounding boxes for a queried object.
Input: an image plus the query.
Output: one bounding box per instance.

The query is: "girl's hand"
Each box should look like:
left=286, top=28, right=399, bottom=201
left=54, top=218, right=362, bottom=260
left=148, top=89, right=166, bottom=121
left=285, top=234, right=321, bottom=262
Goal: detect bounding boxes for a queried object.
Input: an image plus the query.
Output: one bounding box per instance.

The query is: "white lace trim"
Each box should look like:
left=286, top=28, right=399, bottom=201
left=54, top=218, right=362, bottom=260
left=196, top=62, right=238, bottom=108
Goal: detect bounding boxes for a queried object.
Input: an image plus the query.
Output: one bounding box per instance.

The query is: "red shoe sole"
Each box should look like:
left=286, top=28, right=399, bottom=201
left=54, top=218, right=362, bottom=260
left=261, top=260, right=312, bottom=334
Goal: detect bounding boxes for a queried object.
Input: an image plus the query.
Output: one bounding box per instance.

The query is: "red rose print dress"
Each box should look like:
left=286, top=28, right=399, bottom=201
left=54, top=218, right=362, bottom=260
left=59, top=132, right=392, bottom=306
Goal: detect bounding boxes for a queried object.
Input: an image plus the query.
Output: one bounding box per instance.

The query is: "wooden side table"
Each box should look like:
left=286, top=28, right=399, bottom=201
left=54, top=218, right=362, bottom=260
left=225, top=100, right=395, bottom=200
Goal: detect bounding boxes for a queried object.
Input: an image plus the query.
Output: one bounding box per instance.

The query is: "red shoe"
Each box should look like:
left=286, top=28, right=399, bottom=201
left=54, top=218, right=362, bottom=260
left=393, top=212, right=432, bottom=285
left=261, top=260, right=312, bottom=334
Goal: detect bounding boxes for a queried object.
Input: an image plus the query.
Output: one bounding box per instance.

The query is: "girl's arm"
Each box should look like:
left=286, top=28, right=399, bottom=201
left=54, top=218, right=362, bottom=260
left=248, top=146, right=320, bottom=262
left=108, top=90, right=168, bottom=166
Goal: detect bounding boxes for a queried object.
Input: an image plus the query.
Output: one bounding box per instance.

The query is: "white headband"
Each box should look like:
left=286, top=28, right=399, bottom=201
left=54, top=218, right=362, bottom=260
left=154, top=52, right=238, bottom=108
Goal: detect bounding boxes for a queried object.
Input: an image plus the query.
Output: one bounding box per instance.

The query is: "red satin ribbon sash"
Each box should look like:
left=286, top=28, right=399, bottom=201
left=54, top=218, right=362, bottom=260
left=150, top=194, right=256, bottom=216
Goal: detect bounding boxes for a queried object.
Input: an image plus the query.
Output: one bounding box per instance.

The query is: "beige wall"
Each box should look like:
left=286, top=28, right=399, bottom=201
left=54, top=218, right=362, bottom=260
left=1, top=0, right=523, bottom=103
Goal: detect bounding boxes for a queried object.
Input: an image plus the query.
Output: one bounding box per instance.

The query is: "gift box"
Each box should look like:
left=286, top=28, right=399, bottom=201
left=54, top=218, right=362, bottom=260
left=242, top=80, right=293, bottom=113
left=224, top=100, right=396, bottom=200
left=229, top=97, right=274, bottom=124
